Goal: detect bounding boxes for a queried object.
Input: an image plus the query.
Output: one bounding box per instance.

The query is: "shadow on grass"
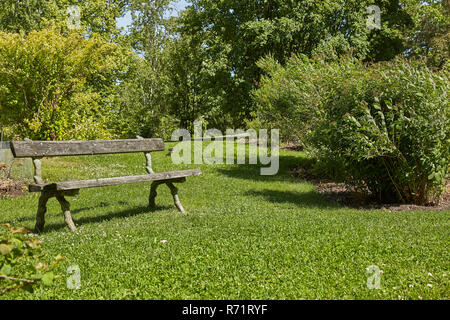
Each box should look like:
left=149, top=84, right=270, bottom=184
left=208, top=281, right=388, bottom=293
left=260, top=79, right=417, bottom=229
left=246, top=189, right=340, bottom=209
left=43, top=205, right=172, bottom=233
left=6, top=202, right=172, bottom=232
left=9, top=200, right=128, bottom=224
left=70, top=201, right=130, bottom=215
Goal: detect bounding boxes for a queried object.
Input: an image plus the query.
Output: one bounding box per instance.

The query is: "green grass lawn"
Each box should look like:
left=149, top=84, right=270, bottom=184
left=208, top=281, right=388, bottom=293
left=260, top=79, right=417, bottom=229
left=0, top=143, right=449, bottom=300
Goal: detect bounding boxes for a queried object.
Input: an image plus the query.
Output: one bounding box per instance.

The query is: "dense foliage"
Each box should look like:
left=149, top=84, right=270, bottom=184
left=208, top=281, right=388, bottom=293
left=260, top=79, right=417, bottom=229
left=0, top=26, right=130, bottom=140
left=0, top=223, right=64, bottom=295
left=0, top=0, right=128, bottom=38
left=256, top=55, right=449, bottom=204
left=114, top=0, right=175, bottom=139
left=0, top=0, right=448, bottom=204
left=0, top=0, right=447, bottom=139
left=167, top=0, right=448, bottom=129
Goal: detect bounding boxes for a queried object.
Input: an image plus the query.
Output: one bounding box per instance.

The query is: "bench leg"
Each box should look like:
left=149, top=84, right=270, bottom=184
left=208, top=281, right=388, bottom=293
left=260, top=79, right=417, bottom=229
left=149, top=181, right=160, bottom=209
left=56, top=194, right=77, bottom=232
left=148, top=180, right=186, bottom=213
left=34, top=191, right=52, bottom=233
left=167, top=182, right=185, bottom=214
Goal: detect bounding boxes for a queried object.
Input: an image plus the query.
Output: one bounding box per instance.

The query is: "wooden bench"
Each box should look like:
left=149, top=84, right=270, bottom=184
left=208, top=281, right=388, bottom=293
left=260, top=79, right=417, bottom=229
left=10, top=138, right=202, bottom=233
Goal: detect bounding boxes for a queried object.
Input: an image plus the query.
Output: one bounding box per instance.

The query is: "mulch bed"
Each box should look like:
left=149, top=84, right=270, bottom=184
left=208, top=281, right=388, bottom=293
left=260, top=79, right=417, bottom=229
left=289, top=167, right=450, bottom=212
left=0, top=161, right=29, bottom=198
left=280, top=141, right=304, bottom=152
left=239, top=139, right=305, bottom=151
left=0, top=179, right=28, bottom=198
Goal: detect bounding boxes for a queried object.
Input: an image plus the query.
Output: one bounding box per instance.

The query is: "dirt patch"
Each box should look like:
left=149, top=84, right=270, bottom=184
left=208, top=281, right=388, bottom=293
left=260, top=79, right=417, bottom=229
left=0, top=161, right=28, bottom=198
left=0, top=179, right=28, bottom=198
left=280, top=141, right=304, bottom=152
left=238, top=139, right=304, bottom=151
left=289, top=167, right=450, bottom=212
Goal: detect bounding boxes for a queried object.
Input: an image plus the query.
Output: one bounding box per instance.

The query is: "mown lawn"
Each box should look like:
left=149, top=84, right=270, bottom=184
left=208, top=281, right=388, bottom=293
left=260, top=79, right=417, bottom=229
left=0, top=143, right=448, bottom=300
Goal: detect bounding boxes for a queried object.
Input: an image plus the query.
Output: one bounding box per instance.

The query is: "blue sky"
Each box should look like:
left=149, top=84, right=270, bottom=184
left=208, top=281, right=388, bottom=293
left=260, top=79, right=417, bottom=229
left=117, top=0, right=189, bottom=30
left=170, top=0, right=189, bottom=15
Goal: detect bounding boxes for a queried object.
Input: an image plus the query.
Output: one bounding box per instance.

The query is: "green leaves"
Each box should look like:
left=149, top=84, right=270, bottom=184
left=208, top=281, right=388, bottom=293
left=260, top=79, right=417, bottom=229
left=0, top=223, right=65, bottom=295
left=0, top=244, right=14, bottom=256
left=0, top=26, right=130, bottom=140
left=0, top=263, right=12, bottom=275
left=255, top=54, right=449, bottom=204
left=0, top=0, right=128, bottom=38
left=40, top=272, right=55, bottom=286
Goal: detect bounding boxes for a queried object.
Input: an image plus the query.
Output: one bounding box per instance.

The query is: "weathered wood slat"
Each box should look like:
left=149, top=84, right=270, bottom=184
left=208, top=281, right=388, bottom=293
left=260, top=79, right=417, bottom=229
left=11, top=139, right=165, bottom=158
left=29, top=169, right=201, bottom=192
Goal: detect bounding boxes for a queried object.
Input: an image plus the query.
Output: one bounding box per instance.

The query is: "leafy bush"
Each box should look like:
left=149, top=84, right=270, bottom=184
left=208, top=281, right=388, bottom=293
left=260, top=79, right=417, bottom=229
left=114, top=57, right=182, bottom=141
left=154, top=115, right=181, bottom=141
left=0, top=26, right=129, bottom=140
left=255, top=54, right=356, bottom=143
left=0, top=223, right=65, bottom=295
left=244, top=112, right=270, bottom=133
left=255, top=55, right=449, bottom=204
left=254, top=55, right=313, bottom=142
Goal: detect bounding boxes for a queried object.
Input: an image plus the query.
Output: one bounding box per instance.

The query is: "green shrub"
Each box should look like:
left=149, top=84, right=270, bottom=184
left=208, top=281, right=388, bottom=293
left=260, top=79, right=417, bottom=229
left=254, top=55, right=314, bottom=143
left=254, top=54, right=357, bottom=143
left=255, top=55, right=449, bottom=204
left=244, top=112, right=270, bottom=133
left=0, top=26, right=129, bottom=140
left=0, top=223, right=65, bottom=295
left=154, top=115, right=181, bottom=141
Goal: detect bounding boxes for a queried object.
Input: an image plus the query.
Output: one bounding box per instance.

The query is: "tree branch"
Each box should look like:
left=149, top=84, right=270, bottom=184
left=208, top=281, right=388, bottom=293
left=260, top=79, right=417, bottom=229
left=0, top=274, right=35, bottom=283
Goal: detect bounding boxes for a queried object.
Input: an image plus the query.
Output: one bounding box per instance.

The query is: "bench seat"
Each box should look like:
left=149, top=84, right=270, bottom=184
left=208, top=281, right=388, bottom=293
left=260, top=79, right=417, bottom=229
left=28, top=169, right=202, bottom=192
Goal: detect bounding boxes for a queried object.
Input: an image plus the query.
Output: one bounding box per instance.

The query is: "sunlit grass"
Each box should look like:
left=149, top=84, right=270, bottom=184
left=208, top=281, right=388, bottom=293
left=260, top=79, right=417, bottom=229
left=0, top=143, right=448, bottom=300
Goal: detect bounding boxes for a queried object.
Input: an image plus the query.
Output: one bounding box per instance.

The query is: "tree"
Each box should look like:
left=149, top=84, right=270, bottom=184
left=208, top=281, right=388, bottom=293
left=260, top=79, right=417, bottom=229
left=170, top=0, right=424, bottom=129
left=160, top=17, right=208, bottom=129
left=402, top=0, right=449, bottom=69
left=165, top=0, right=449, bottom=129
left=0, top=0, right=128, bottom=40
left=115, top=0, right=184, bottom=139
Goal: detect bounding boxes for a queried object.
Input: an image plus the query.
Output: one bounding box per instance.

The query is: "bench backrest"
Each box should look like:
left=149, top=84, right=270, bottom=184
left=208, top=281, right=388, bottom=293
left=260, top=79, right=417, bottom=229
left=10, top=139, right=165, bottom=158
